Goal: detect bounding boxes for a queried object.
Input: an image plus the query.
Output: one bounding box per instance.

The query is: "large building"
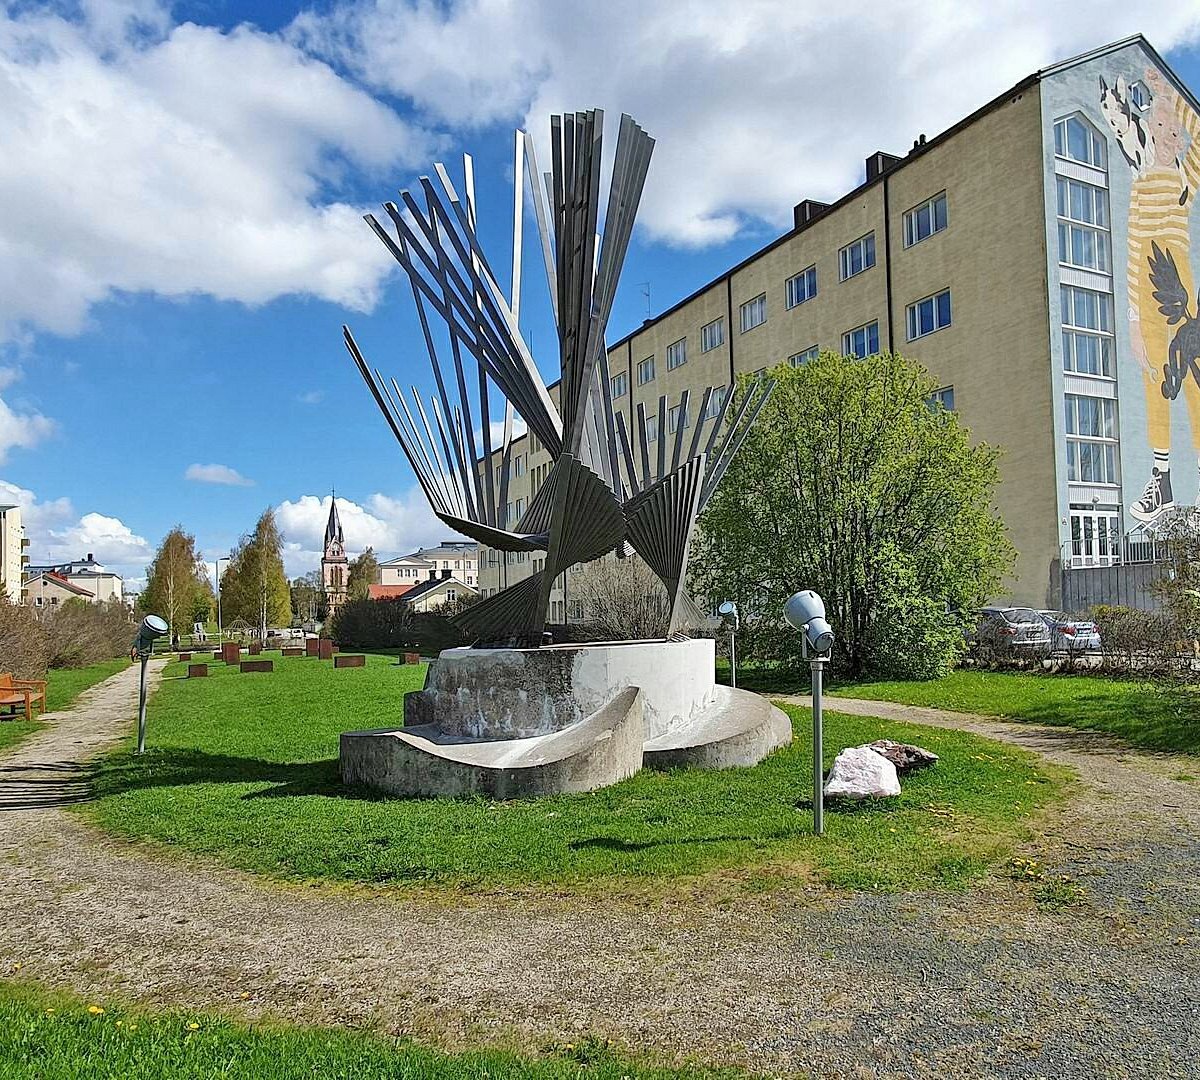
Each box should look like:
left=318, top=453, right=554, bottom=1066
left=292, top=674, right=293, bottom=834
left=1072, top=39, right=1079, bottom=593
left=0, top=504, right=28, bottom=603
left=23, top=553, right=123, bottom=604
left=478, top=34, right=1200, bottom=612
left=379, top=542, right=478, bottom=588
left=321, top=495, right=349, bottom=619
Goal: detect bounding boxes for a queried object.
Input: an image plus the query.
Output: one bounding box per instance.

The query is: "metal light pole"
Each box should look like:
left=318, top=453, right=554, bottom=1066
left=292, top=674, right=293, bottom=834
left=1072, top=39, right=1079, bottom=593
left=131, top=615, right=169, bottom=755
left=214, top=556, right=229, bottom=645
left=718, top=600, right=739, bottom=688
left=784, top=591, right=835, bottom=837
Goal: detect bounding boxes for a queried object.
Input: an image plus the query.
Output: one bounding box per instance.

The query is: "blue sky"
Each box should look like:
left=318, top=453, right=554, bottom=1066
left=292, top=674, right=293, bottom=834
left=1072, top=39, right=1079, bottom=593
left=2, top=1, right=1200, bottom=587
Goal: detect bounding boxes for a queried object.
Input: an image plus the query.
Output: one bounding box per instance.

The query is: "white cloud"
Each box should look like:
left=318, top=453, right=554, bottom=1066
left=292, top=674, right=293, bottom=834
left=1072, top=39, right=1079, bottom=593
left=294, top=0, right=1200, bottom=246
left=296, top=390, right=325, bottom=405
left=0, top=368, right=55, bottom=463
left=185, top=462, right=254, bottom=486
left=274, top=488, right=448, bottom=577
left=0, top=478, right=152, bottom=581
left=0, top=3, right=435, bottom=343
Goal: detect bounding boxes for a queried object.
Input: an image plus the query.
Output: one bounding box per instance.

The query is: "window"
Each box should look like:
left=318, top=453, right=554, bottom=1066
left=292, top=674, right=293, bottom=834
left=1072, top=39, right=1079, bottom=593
left=1054, top=115, right=1106, bottom=169
left=644, top=414, right=659, bottom=442
left=445, top=588, right=457, bottom=602
left=610, top=371, right=628, bottom=399
left=666, top=337, right=687, bottom=370
left=785, top=265, right=817, bottom=308
left=1129, top=80, right=1151, bottom=112
left=842, top=321, right=880, bottom=358
left=1061, top=284, right=1114, bottom=379
left=1065, top=394, right=1119, bottom=484
left=838, top=233, right=876, bottom=281
left=906, top=289, right=952, bottom=340
left=1056, top=176, right=1110, bottom=272
left=789, top=345, right=819, bottom=367
left=568, top=599, right=584, bottom=621
left=700, top=318, right=724, bottom=352
left=904, top=193, right=948, bottom=247
left=928, top=386, right=955, bottom=411
left=704, top=385, right=727, bottom=418
left=637, top=355, right=655, bottom=384
left=512, top=454, right=526, bottom=477
left=1070, top=509, right=1122, bottom=566
left=739, top=294, right=767, bottom=332
left=668, top=403, right=689, bottom=433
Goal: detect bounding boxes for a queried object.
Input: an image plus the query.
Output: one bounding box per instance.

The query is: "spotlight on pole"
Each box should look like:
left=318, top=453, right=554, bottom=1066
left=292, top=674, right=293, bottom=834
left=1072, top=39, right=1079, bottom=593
left=784, top=590, right=834, bottom=836
left=130, top=614, right=169, bottom=755
left=717, top=600, right=739, bottom=688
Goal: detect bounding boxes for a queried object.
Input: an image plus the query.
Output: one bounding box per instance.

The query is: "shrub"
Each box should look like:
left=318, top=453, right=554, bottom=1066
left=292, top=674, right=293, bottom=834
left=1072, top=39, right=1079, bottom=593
left=1092, top=604, right=1180, bottom=674
left=864, top=550, right=965, bottom=680
left=43, top=599, right=135, bottom=668
left=0, top=597, right=50, bottom=678
left=570, top=554, right=671, bottom=640
left=329, top=598, right=464, bottom=654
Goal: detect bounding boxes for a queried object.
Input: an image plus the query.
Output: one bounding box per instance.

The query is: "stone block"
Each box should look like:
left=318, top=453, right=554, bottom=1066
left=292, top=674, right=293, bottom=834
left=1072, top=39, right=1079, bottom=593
left=282, top=647, right=304, bottom=657
left=318, top=640, right=334, bottom=661
left=305, top=638, right=320, bottom=657
left=220, top=642, right=240, bottom=665
left=240, top=660, right=274, bottom=674
left=249, top=643, right=262, bottom=656
left=187, top=664, right=208, bottom=678
left=179, top=652, right=191, bottom=661
left=334, top=654, right=365, bottom=668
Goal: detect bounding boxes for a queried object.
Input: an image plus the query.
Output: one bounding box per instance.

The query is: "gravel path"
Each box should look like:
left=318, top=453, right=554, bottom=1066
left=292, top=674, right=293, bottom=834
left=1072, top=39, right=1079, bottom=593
left=1, top=672, right=1198, bottom=1079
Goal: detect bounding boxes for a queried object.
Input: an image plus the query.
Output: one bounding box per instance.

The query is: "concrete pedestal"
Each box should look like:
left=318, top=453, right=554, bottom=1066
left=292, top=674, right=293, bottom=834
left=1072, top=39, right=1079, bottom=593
left=340, top=639, right=791, bottom=799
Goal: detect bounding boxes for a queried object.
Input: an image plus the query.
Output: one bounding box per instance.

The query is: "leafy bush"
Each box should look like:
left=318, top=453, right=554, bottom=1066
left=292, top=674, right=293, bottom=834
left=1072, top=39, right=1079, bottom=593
left=864, top=549, right=965, bottom=680
left=0, top=597, right=50, bottom=678
left=43, top=599, right=135, bottom=668
left=329, top=598, right=464, bottom=654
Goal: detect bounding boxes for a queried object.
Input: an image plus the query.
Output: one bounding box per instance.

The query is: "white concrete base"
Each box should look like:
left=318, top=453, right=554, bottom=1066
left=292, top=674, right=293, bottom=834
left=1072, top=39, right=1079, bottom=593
left=340, top=639, right=791, bottom=799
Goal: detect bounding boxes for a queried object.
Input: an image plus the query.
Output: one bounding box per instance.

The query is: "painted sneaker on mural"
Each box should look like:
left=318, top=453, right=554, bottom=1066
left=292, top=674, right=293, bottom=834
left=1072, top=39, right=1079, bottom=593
left=1129, top=467, right=1174, bottom=523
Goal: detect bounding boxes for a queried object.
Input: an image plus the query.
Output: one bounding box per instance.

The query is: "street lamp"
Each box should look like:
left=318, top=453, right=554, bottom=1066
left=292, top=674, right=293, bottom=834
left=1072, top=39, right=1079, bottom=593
left=717, top=600, right=739, bottom=688
left=784, top=590, right=835, bottom=836
left=130, top=614, right=169, bottom=755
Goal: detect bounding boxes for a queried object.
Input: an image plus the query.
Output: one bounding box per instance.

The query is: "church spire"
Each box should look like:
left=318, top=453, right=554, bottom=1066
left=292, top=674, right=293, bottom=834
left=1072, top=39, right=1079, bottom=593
left=324, top=490, right=344, bottom=550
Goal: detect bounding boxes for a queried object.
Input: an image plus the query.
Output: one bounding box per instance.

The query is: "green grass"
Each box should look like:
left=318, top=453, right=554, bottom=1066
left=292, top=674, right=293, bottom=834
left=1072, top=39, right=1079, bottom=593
left=0, top=658, right=132, bottom=755
left=81, top=652, right=1067, bottom=893
left=831, top=670, right=1200, bottom=753
left=0, top=981, right=742, bottom=1080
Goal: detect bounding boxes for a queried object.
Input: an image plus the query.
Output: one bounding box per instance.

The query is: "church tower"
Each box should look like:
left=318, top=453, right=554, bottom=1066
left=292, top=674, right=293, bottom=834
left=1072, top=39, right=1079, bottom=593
left=321, top=492, right=348, bottom=620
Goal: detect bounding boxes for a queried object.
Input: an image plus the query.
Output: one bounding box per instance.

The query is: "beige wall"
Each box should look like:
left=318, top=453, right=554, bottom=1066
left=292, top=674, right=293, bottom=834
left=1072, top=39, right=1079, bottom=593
left=481, top=84, right=1059, bottom=608
left=0, top=507, right=22, bottom=603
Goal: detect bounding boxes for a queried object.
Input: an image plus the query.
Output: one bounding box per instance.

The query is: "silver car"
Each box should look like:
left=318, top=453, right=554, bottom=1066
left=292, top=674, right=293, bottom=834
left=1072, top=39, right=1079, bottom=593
left=1038, top=610, right=1101, bottom=653
left=972, top=607, right=1053, bottom=656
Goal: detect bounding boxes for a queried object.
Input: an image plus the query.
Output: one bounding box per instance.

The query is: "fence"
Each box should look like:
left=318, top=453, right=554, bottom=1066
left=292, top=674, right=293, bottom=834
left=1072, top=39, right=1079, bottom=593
left=1060, top=559, right=1170, bottom=613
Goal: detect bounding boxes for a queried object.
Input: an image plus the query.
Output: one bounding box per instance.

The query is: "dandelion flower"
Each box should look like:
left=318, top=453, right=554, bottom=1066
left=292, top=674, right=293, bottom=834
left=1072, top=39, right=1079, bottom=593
left=187, top=1022, right=200, bottom=1031
left=239, top=992, right=250, bottom=1000
left=128, top=1024, right=138, bottom=1032
left=116, top=1021, right=123, bottom=1028
left=87, top=1005, right=105, bottom=1016
left=44, top=1008, right=55, bottom=1016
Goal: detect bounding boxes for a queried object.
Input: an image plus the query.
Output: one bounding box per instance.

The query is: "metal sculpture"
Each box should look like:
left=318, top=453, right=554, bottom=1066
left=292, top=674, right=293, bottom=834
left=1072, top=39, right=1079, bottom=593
left=345, top=109, right=775, bottom=645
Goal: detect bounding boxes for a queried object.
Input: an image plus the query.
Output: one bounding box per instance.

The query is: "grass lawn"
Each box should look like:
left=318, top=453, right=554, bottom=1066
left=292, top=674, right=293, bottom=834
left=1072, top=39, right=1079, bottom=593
left=832, top=670, right=1200, bottom=754
left=0, top=981, right=741, bottom=1080
left=0, top=658, right=131, bottom=755
left=82, top=652, right=1067, bottom=893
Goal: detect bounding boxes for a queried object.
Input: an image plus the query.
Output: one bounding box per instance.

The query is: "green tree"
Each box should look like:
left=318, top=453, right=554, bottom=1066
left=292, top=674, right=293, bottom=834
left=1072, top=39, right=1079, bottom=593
left=346, top=546, right=379, bottom=602
left=691, top=352, right=1014, bottom=678
left=221, top=509, right=292, bottom=638
left=290, top=570, right=326, bottom=625
left=141, top=527, right=209, bottom=635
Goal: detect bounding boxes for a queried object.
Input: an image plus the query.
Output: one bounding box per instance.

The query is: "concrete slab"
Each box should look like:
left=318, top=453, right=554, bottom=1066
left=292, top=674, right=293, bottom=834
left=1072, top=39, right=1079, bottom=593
left=341, top=686, right=645, bottom=799
left=642, top=686, right=793, bottom=770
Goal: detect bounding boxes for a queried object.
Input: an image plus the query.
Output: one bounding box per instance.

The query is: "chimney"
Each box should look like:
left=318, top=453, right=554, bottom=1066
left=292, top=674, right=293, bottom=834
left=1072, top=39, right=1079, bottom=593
left=441, top=568, right=452, bottom=579
left=792, top=199, right=830, bottom=230
left=428, top=568, right=436, bottom=580
left=86, top=552, right=93, bottom=561
left=911, top=133, right=927, bottom=152
left=865, top=151, right=903, bottom=183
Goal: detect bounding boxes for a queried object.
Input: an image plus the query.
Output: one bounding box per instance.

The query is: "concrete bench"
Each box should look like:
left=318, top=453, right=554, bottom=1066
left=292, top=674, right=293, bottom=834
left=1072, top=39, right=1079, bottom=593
left=0, top=673, right=47, bottom=721
left=334, top=654, right=365, bottom=668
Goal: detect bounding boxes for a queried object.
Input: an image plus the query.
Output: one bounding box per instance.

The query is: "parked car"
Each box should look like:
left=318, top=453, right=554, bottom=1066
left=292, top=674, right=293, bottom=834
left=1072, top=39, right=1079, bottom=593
left=1037, top=610, right=1101, bottom=653
left=971, top=607, right=1053, bottom=656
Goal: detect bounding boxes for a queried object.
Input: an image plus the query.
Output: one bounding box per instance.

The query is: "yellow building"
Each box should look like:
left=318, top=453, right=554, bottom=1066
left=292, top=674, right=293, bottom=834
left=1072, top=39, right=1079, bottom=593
left=478, top=34, right=1200, bottom=614
left=0, top=504, right=28, bottom=603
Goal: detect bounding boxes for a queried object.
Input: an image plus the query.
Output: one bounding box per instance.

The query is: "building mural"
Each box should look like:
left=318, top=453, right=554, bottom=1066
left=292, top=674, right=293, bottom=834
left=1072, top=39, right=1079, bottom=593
left=1043, top=40, right=1200, bottom=569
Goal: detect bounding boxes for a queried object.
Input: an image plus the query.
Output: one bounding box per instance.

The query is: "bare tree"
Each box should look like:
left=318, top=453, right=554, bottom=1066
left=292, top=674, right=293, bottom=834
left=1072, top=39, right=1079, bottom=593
left=569, top=553, right=672, bottom=641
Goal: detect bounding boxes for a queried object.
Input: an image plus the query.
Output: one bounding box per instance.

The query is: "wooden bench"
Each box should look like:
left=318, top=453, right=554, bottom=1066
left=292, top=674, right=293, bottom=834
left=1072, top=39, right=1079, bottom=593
left=0, top=673, right=47, bottom=721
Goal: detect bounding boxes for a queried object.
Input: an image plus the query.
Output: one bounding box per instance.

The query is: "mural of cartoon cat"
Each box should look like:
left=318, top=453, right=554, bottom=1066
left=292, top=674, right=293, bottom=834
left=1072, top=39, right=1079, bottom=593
left=1102, top=69, right=1200, bottom=523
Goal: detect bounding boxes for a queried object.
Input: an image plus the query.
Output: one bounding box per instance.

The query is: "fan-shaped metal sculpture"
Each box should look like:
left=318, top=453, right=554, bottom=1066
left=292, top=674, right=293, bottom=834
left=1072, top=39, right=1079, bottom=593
left=345, top=110, right=775, bottom=645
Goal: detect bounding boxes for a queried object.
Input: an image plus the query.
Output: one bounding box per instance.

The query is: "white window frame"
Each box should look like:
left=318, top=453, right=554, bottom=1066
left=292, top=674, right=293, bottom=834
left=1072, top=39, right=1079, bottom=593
left=789, top=345, right=819, bottom=367
left=637, top=355, right=655, bottom=384
left=838, top=233, right=876, bottom=281
left=700, top=318, right=724, bottom=352
left=842, top=321, right=880, bottom=358
left=739, top=294, right=767, bottom=333
left=666, top=337, right=687, bottom=370
left=644, top=413, right=659, bottom=442
left=668, top=402, right=689, bottom=433
left=1053, top=114, right=1107, bottom=169
left=704, top=385, right=727, bottom=418
left=610, top=370, right=628, bottom=399
left=1069, top=509, right=1122, bottom=567
left=1064, top=394, right=1119, bottom=485
left=906, top=289, right=952, bottom=341
left=903, top=192, right=948, bottom=248
left=929, top=386, right=955, bottom=411
left=785, top=265, right=817, bottom=309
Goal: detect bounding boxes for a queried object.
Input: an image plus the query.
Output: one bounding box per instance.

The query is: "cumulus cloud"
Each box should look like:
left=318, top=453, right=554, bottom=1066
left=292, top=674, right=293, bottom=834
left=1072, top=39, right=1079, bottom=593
left=0, top=368, right=55, bottom=464
left=0, top=478, right=152, bottom=581
left=274, top=488, right=447, bottom=577
left=0, top=2, right=434, bottom=343
left=293, top=0, right=1200, bottom=246
left=185, top=463, right=254, bottom=486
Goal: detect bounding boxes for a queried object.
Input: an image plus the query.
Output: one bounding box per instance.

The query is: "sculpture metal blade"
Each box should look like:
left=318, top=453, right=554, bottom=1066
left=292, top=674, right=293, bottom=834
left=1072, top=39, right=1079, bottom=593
left=345, top=109, right=774, bottom=644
